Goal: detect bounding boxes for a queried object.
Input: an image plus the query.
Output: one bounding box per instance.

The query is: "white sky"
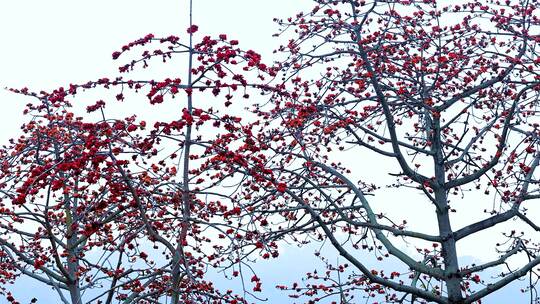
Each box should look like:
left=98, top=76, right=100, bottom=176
left=0, top=1, right=531, bottom=303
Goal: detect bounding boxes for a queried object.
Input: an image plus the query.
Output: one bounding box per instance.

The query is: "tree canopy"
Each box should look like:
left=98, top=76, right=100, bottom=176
left=2, top=0, right=540, bottom=303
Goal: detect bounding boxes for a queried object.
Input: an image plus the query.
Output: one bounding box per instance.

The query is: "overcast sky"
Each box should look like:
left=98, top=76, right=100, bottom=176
left=0, top=1, right=531, bottom=303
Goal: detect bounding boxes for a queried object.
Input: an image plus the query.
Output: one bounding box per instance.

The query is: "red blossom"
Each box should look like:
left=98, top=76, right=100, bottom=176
left=276, top=183, right=287, bottom=193
left=187, top=25, right=199, bottom=34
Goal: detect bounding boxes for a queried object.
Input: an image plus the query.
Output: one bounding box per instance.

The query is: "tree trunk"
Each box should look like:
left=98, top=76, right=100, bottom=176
left=68, top=282, right=82, bottom=304
left=433, top=117, right=463, bottom=303
left=434, top=188, right=463, bottom=303
left=66, top=204, right=81, bottom=304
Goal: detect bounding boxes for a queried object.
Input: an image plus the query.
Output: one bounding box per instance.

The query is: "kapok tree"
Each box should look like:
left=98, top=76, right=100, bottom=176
left=223, top=0, right=540, bottom=303
left=0, top=9, right=275, bottom=304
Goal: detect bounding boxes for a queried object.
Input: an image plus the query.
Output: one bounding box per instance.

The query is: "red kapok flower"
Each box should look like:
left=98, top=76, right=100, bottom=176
left=187, top=25, right=199, bottom=34
left=276, top=183, right=287, bottom=193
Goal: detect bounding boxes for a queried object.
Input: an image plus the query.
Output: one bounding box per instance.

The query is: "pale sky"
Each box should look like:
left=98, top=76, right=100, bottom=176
left=0, top=1, right=530, bottom=303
